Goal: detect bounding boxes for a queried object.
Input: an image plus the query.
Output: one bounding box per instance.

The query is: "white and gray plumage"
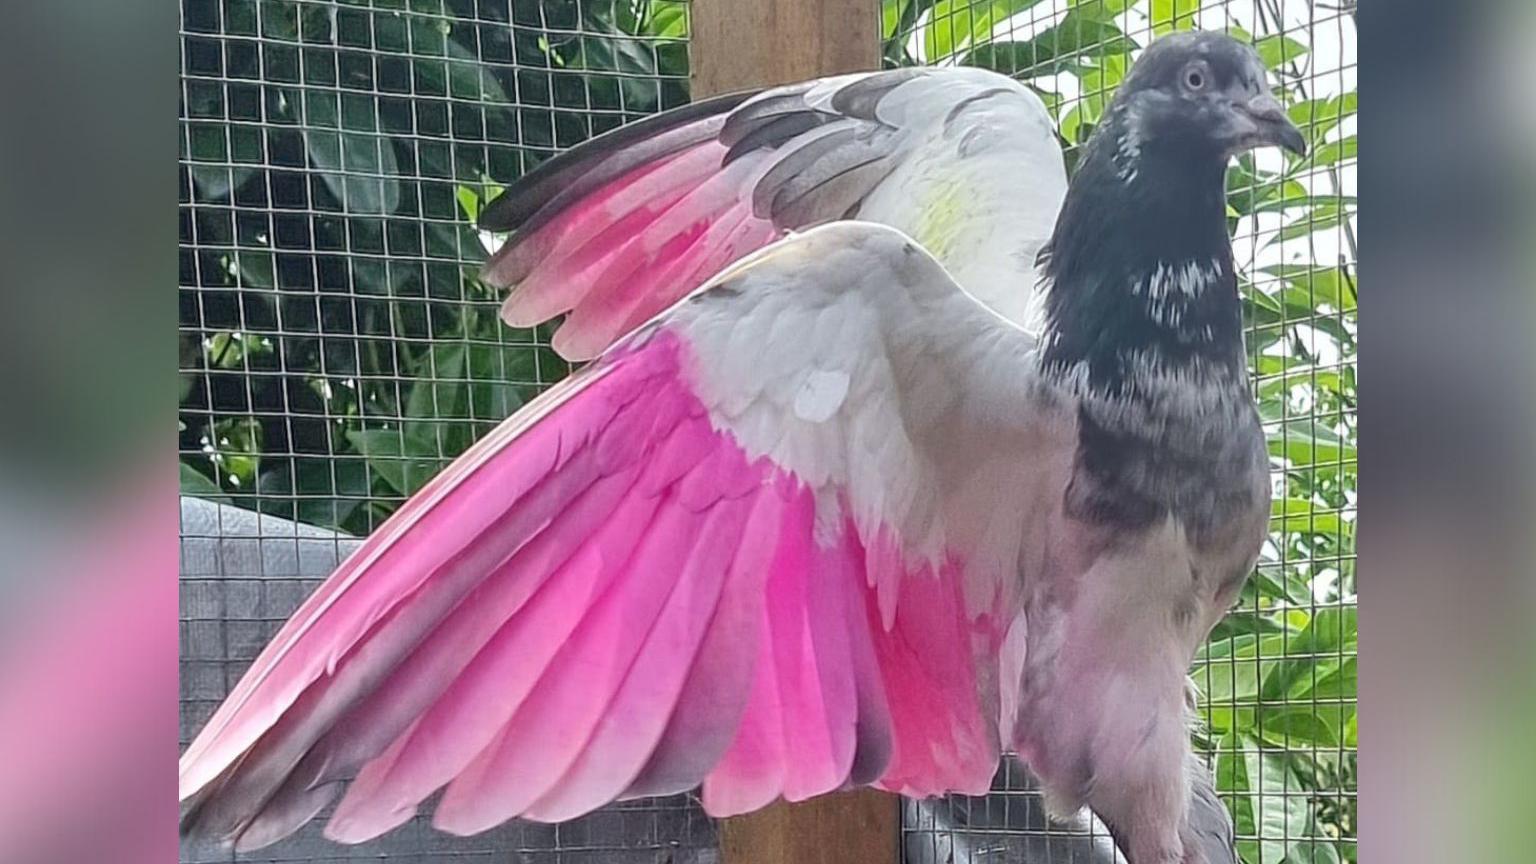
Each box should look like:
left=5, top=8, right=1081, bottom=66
left=178, top=31, right=1304, bottom=864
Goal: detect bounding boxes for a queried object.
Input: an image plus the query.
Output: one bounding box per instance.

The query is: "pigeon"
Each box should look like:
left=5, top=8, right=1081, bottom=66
left=178, top=31, right=1304, bottom=864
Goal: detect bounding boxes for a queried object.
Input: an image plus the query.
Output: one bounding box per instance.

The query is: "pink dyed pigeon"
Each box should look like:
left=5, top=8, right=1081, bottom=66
left=179, top=32, right=1305, bottom=864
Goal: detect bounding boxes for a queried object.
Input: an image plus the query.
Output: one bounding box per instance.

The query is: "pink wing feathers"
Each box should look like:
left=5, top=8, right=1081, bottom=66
left=178, top=222, right=1060, bottom=851
left=477, top=66, right=1065, bottom=359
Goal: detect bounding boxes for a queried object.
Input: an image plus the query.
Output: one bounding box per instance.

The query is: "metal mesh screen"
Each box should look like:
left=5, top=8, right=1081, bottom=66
left=180, top=2, right=1356, bottom=863
left=887, top=3, right=1357, bottom=864
left=177, top=1, right=712, bottom=861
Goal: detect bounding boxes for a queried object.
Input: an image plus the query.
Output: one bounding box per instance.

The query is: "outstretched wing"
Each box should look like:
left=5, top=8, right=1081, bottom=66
left=480, top=67, right=1066, bottom=359
left=179, top=223, right=1071, bottom=850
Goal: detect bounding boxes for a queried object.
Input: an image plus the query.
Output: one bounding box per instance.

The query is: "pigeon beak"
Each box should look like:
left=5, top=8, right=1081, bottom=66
left=1239, top=92, right=1308, bottom=156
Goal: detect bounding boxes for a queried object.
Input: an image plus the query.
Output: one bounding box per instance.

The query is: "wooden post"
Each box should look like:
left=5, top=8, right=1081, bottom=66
left=718, top=789, right=900, bottom=864
left=690, top=0, right=880, bottom=95
left=689, top=3, right=898, bottom=864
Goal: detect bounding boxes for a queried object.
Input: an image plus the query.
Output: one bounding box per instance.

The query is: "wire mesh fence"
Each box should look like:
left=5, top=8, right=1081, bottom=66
left=178, top=1, right=1356, bottom=863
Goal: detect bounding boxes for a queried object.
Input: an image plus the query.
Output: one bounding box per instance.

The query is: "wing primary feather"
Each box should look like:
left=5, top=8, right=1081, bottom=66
left=623, top=485, right=784, bottom=799
left=769, top=158, right=894, bottom=227
left=430, top=486, right=715, bottom=834
left=722, top=111, right=836, bottom=166
left=225, top=459, right=652, bottom=847
left=717, top=84, right=822, bottom=146
left=478, top=90, right=755, bottom=232
left=520, top=483, right=755, bottom=821
left=182, top=439, right=614, bottom=845
left=827, top=68, right=927, bottom=120
left=323, top=477, right=670, bottom=843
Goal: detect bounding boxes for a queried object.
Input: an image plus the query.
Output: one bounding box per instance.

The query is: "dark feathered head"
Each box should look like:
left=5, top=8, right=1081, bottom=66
left=1040, top=32, right=1307, bottom=384
left=1103, top=30, right=1306, bottom=173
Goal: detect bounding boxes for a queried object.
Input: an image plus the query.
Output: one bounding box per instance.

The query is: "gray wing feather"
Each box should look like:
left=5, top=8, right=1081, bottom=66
left=478, top=66, right=1058, bottom=358
left=722, top=111, right=839, bottom=165
left=752, top=126, right=900, bottom=223
left=828, top=67, right=929, bottom=119
left=478, top=90, right=754, bottom=234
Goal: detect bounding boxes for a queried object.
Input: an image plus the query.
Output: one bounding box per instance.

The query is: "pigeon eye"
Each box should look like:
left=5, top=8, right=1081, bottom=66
left=1183, top=67, right=1207, bottom=91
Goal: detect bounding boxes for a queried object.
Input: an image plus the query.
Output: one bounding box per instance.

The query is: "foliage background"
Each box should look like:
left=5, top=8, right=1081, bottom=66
left=178, top=1, right=1356, bottom=862
left=885, top=3, right=1357, bottom=863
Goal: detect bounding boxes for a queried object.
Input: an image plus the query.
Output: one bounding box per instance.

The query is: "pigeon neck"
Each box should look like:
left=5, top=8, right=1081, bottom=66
left=1039, top=129, right=1244, bottom=395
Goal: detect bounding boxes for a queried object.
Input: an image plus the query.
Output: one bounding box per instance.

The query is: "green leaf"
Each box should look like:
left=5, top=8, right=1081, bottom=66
left=1257, top=704, right=1345, bottom=747
left=1027, top=85, right=1064, bottom=117
left=1267, top=202, right=1347, bottom=246
left=1254, top=33, right=1309, bottom=69
left=1259, top=607, right=1358, bottom=701
left=1310, top=135, right=1358, bottom=167
left=641, top=0, right=689, bottom=38
left=1218, top=735, right=1320, bottom=864
left=456, top=185, right=483, bottom=224
left=1150, top=0, right=1199, bottom=35
left=401, top=343, right=475, bottom=457
left=466, top=342, right=531, bottom=423
left=204, top=331, right=274, bottom=369
left=206, top=417, right=263, bottom=489
left=1247, top=564, right=1312, bottom=605
left=1289, top=92, right=1358, bottom=145
left=882, top=0, right=908, bottom=39
left=1068, top=0, right=1138, bottom=20
left=923, top=0, right=1046, bottom=61
left=1207, top=610, right=1294, bottom=643
left=1292, top=656, right=1357, bottom=701
left=1271, top=497, right=1352, bottom=538
left=254, top=456, right=371, bottom=531
left=189, top=165, right=258, bottom=201
left=304, top=128, right=401, bottom=215
left=1190, top=648, right=1274, bottom=704
left=883, top=0, right=939, bottom=61
left=1251, top=193, right=1358, bottom=216
left=445, top=38, right=511, bottom=102
left=1261, top=265, right=1357, bottom=313
left=1054, top=51, right=1129, bottom=143
left=963, top=13, right=1138, bottom=79
left=1289, top=839, right=1346, bottom=864
left=1214, top=732, right=1257, bottom=858
left=1196, top=632, right=1263, bottom=663
left=1267, top=418, right=1355, bottom=467
left=1254, top=746, right=1314, bottom=864
left=346, top=428, right=447, bottom=496
left=405, top=343, right=468, bottom=421
left=179, top=462, right=229, bottom=504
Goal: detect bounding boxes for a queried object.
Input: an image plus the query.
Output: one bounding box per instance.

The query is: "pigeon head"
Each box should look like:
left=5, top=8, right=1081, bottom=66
left=1104, top=31, right=1307, bottom=171
left=1039, top=32, right=1305, bottom=391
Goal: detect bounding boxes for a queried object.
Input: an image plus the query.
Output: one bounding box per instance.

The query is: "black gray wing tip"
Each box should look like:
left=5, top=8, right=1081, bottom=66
left=476, top=89, right=759, bottom=233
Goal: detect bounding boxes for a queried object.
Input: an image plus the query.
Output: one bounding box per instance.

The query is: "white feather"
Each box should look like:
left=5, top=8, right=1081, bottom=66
left=663, top=222, right=1066, bottom=606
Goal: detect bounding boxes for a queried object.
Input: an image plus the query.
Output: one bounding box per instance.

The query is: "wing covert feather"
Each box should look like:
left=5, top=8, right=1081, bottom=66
left=480, top=67, right=1065, bottom=359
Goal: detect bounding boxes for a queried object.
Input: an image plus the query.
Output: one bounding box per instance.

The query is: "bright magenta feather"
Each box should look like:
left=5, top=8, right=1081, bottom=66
left=182, top=323, right=1015, bottom=849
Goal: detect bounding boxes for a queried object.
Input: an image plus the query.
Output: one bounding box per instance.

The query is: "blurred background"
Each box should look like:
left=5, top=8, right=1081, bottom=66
left=172, top=1, right=1355, bottom=862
